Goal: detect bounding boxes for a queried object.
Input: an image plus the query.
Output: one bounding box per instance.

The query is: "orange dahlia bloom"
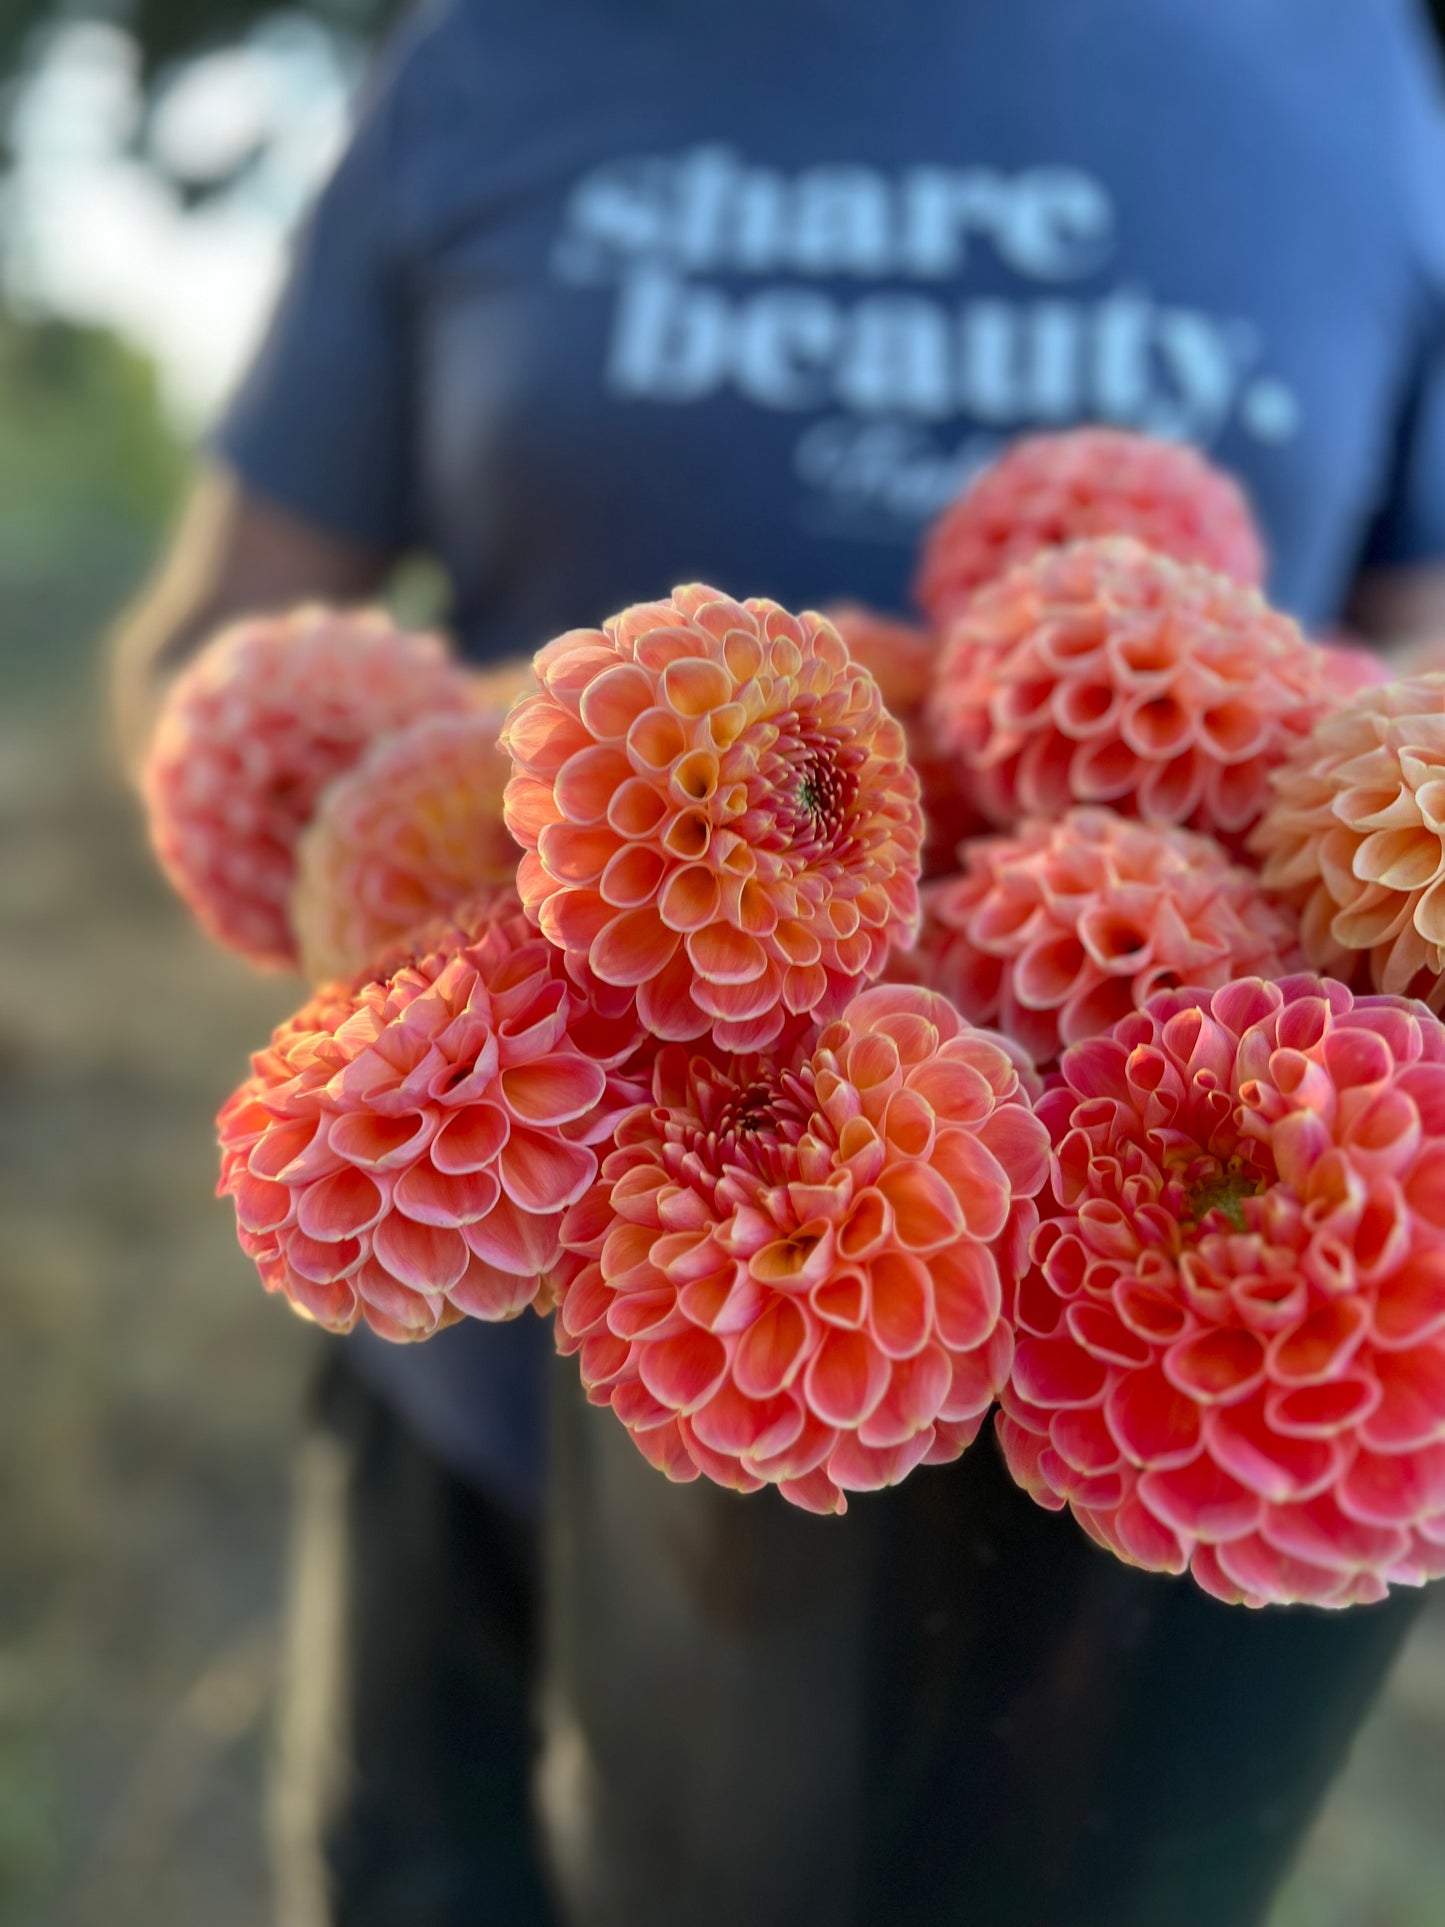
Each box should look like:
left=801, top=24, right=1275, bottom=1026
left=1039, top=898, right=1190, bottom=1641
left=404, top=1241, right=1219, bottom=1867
left=1252, top=676, right=1445, bottom=1010
left=827, top=602, right=984, bottom=878
left=217, top=906, right=646, bottom=1342
left=915, top=427, right=1266, bottom=627
left=999, top=976, right=1445, bottom=1607
left=554, top=984, right=1051, bottom=1513
left=144, top=606, right=469, bottom=968
left=927, top=537, right=1329, bottom=844
left=292, top=710, right=521, bottom=983
left=503, top=584, right=923, bottom=1051
left=914, top=808, right=1300, bottom=1066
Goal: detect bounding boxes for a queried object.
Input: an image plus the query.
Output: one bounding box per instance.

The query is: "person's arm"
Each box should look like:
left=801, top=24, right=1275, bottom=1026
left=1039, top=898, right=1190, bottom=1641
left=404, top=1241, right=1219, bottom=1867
left=110, top=5, right=444, bottom=776
left=109, top=462, right=393, bottom=775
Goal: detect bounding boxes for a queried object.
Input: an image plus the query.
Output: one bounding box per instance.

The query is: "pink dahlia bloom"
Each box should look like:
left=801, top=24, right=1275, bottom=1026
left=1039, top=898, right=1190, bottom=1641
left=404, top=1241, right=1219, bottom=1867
left=1252, top=675, right=1445, bottom=1010
left=999, top=975, right=1445, bottom=1608
left=217, top=906, right=645, bottom=1342
left=914, top=808, right=1300, bottom=1066
left=503, top=584, right=923, bottom=1051
left=915, top=427, right=1266, bottom=627
left=554, top=984, right=1051, bottom=1513
left=927, top=537, right=1329, bottom=844
left=144, top=606, right=469, bottom=968
left=293, top=710, right=521, bottom=983
left=827, top=602, right=984, bottom=878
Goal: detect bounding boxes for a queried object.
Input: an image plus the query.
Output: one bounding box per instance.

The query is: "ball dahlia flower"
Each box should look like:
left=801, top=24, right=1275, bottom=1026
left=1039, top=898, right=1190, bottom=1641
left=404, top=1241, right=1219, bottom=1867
left=144, top=606, right=469, bottom=968
left=999, top=975, right=1445, bottom=1607
left=503, top=584, right=923, bottom=1051
left=217, top=905, right=646, bottom=1341
left=1252, top=676, right=1445, bottom=1010
left=554, top=984, right=1051, bottom=1514
left=913, top=808, right=1300, bottom=1066
left=292, top=710, right=521, bottom=983
left=927, top=537, right=1329, bottom=844
left=827, top=602, right=983, bottom=877
left=915, top=427, right=1266, bottom=626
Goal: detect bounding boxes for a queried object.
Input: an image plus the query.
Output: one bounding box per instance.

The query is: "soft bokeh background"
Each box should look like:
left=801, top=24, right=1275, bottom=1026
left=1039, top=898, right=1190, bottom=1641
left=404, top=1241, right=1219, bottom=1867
left=1, top=6, right=1443, bottom=1924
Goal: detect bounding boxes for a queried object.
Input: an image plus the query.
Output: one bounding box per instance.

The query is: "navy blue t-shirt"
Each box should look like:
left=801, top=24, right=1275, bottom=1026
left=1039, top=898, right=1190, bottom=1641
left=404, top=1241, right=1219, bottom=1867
left=219, top=0, right=1445, bottom=1511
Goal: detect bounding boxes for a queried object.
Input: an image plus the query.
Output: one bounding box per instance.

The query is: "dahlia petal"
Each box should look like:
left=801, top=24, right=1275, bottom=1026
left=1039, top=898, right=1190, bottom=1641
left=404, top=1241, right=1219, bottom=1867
left=500, top=1054, right=607, bottom=1126
left=876, top=1161, right=966, bottom=1252
left=804, top=1326, right=892, bottom=1428
left=1211, top=1533, right=1351, bottom=1607
left=778, top=1469, right=847, bottom=1514
left=931, top=1241, right=1002, bottom=1352
left=1374, top=1249, right=1445, bottom=1347
left=1205, top=1393, right=1341, bottom=1503
left=1359, top=1347, right=1445, bottom=1451
left=731, top=1295, right=811, bottom=1398
left=430, top=1103, right=510, bottom=1173
left=637, top=1327, right=730, bottom=1413
left=282, top=1228, right=364, bottom=1285
left=1162, top=1327, right=1266, bottom=1406
left=1338, top=1440, right=1445, bottom=1526
left=1268, top=1298, right=1369, bottom=1384
left=1105, top=1365, right=1202, bottom=1468
left=464, top=1194, right=563, bottom=1276
left=371, top=1214, right=470, bottom=1295
left=497, top=1127, right=596, bottom=1213
left=1267, top=1376, right=1381, bottom=1438
left=232, top=1171, right=293, bottom=1235
left=866, top=1249, right=935, bottom=1359
left=1013, top=1337, right=1108, bottom=1411
left=1137, top=1454, right=1261, bottom=1544
left=293, top=1165, right=387, bottom=1242
left=1259, top=1491, right=1410, bottom=1577
left=1049, top=1403, right=1125, bottom=1476
left=390, top=1161, right=500, bottom=1228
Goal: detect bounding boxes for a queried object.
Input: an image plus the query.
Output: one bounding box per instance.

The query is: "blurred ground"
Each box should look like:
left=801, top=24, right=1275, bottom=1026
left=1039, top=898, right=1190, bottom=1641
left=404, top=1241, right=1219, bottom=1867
left=0, top=676, right=1442, bottom=1927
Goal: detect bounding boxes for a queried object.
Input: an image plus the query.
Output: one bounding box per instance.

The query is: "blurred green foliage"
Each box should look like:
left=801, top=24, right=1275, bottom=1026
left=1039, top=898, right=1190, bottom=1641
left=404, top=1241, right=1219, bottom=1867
left=0, top=312, right=184, bottom=699
left=0, top=313, right=183, bottom=560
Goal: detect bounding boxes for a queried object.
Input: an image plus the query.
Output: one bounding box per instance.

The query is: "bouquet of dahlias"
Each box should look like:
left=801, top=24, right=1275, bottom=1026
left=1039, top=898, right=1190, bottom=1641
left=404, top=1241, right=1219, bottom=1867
left=145, top=429, right=1445, bottom=1612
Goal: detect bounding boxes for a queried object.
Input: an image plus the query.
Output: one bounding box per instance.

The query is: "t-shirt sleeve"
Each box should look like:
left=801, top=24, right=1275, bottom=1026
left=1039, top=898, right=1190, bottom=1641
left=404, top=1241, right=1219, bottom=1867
left=1361, top=0, right=1445, bottom=570
left=211, top=38, right=415, bottom=550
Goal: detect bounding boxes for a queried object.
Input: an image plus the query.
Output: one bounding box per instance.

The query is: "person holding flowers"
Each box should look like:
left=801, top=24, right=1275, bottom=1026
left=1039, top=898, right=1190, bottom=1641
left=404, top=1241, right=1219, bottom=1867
left=111, top=2, right=1445, bottom=1922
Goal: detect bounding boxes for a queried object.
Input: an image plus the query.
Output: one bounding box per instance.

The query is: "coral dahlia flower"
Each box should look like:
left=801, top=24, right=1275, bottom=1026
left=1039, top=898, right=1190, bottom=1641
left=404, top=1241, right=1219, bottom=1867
left=914, top=808, right=1300, bottom=1066
left=217, top=906, right=645, bottom=1341
left=1252, top=676, right=1445, bottom=1010
left=144, top=606, right=469, bottom=968
left=503, top=584, right=923, bottom=1051
left=827, top=602, right=983, bottom=878
left=927, top=537, right=1329, bottom=844
left=554, top=984, right=1050, bottom=1514
left=293, top=710, right=521, bottom=983
left=999, top=975, right=1445, bottom=1607
left=915, top=427, right=1266, bottom=626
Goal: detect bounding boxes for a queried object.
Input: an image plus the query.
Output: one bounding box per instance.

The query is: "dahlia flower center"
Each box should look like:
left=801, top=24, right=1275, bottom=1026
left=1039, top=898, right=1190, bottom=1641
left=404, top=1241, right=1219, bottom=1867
left=764, top=711, right=860, bottom=865
left=666, top=1067, right=818, bottom=1195
left=1182, top=1156, right=1267, bottom=1234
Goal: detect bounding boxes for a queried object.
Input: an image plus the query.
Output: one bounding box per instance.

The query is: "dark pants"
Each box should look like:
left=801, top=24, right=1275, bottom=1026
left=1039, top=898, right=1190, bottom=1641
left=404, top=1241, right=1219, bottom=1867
left=270, top=1355, right=557, bottom=1927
